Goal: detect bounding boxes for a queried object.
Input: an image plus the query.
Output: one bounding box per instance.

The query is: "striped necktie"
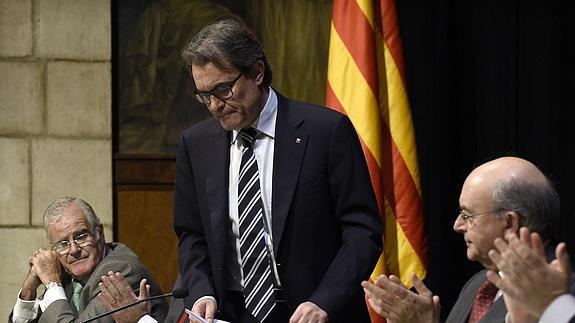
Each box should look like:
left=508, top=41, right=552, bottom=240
left=238, top=128, right=275, bottom=322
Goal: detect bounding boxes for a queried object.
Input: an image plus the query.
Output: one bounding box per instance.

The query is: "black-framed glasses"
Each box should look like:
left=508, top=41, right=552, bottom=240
left=193, top=74, right=242, bottom=104
left=52, top=231, right=94, bottom=255
left=457, top=209, right=504, bottom=222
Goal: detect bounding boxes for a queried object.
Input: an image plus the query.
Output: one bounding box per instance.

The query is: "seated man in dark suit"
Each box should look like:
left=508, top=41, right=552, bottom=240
left=362, top=156, right=563, bottom=323
left=9, top=196, right=168, bottom=323
left=488, top=227, right=575, bottom=323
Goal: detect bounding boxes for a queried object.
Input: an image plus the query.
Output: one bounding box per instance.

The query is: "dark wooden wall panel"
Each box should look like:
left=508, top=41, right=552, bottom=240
left=114, top=154, right=178, bottom=294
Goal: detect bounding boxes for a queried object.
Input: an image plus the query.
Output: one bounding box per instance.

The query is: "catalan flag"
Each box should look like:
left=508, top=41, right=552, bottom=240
left=325, top=0, right=427, bottom=321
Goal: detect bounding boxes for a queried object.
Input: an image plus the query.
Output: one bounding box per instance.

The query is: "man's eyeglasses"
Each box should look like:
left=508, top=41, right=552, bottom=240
left=52, top=231, right=94, bottom=255
left=458, top=209, right=504, bottom=222
left=193, top=74, right=242, bottom=104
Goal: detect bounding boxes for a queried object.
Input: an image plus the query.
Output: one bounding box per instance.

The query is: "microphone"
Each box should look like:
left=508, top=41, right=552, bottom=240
left=82, top=288, right=188, bottom=323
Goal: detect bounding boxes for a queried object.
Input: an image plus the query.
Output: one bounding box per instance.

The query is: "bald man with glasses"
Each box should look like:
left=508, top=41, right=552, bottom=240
left=362, top=156, right=565, bottom=323
left=9, top=197, right=168, bottom=323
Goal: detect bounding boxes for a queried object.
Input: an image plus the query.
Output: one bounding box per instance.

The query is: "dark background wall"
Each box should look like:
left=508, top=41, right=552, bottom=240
left=395, top=0, right=575, bottom=317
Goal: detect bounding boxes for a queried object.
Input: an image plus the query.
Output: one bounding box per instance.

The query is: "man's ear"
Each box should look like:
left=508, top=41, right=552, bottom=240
left=95, top=224, right=105, bottom=241
left=253, top=60, right=265, bottom=85
left=503, top=211, right=521, bottom=236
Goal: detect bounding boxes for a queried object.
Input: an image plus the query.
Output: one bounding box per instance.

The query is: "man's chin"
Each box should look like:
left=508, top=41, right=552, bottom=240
left=68, top=262, right=92, bottom=279
left=219, top=120, right=239, bottom=131
left=467, top=252, right=495, bottom=269
left=218, top=114, right=251, bottom=131
left=466, top=248, right=479, bottom=262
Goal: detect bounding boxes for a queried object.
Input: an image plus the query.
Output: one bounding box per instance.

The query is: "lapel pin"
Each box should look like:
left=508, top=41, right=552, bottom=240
left=295, top=138, right=301, bottom=144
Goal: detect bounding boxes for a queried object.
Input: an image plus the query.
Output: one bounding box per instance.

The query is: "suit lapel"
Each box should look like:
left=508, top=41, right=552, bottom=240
left=446, top=270, right=487, bottom=323
left=447, top=269, right=508, bottom=323
left=480, top=296, right=507, bottom=322
left=271, top=96, right=306, bottom=253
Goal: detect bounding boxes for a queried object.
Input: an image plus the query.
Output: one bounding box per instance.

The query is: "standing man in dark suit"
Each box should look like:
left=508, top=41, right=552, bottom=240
left=174, top=18, right=382, bottom=323
left=9, top=197, right=168, bottom=323
left=362, top=156, right=562, bottom=323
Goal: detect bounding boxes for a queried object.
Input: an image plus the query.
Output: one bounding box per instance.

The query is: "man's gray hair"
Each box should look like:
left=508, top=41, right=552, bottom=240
left=492, top=177, right=560, bottom=242
left=43, top=197, right=102, bottom=239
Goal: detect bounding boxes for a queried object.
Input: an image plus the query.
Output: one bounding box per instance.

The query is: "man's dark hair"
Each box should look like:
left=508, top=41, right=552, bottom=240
left=492, top=177, right=560, bottom=243
left=181, top=17, right=272, bottom=88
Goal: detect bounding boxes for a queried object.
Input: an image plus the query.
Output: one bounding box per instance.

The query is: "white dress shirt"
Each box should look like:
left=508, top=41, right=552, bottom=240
left=539, top=294, right=575, bottom=323
left=227, top=87, right=279, bottom=291
left=12, top=285, right=68, bottom=322
left=193, top=88, right=280, bottom=308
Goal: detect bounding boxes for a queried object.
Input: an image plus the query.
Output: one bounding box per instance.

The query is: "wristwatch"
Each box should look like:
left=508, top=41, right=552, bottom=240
left=44, top=281, right=63, bottom=289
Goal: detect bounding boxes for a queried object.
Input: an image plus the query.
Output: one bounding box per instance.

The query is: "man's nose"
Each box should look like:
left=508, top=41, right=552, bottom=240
left=68, top=240, right=81, bottom=255
left=453, top=214, right=466, bottom=233
left=207, top=95, right=226, bottom=111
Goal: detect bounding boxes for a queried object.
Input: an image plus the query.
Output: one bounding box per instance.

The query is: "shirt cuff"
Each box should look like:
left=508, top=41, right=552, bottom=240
left=14, top=290, right=39, bottom=320
left=193, top=295, right=217, bottom=309
left=539, top=294, right=575, bottom=323
left=138, top=315, right=158, bottom=323
left=39, top=286, right=67, bottom=312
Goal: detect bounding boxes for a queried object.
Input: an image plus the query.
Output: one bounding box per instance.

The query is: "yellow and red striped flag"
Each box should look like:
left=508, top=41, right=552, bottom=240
left=325, top=0, right=427, bottom=321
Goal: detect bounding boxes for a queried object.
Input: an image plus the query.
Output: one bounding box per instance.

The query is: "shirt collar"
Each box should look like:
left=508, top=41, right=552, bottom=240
left=232, top=87, right=278, bottom=144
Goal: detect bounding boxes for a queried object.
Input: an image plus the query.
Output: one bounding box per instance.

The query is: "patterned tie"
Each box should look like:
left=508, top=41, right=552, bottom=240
left=468, top=279, right=498, bottom=323
left=238, top=128, right=275, bottom=322
left=71, top=280, right=84, bottom=313
left=178, top=310, right=189, bottom=323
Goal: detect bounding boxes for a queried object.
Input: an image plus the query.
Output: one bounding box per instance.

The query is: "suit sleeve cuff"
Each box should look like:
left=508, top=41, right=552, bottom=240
left=193, top=295, right=217, bottom=309
left=539, top=294, right=575, bottom=323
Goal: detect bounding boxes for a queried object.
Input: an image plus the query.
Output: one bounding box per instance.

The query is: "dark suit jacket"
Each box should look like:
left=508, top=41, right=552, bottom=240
left=11, top=243, right=168, bottom=323
left=446, top=245, right=564, bottom=323
left=174, top=93, right=382, bottom=322
left=165, top=275, right=188, bottom=323
left=445, top=270, right=506, bottom=323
